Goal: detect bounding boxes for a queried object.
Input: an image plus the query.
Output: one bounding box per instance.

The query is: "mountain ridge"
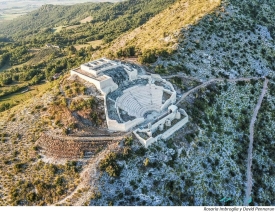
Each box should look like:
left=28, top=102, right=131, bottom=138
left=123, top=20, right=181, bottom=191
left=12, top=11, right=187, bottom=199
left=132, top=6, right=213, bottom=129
left=98, top=0, right=221, bottom=61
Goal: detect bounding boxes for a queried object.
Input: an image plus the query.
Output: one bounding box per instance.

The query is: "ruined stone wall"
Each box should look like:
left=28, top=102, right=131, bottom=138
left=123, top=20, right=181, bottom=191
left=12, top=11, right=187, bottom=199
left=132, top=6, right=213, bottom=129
left=161, top=116, right=189, bottom=140
left=36, top=134, right=114, bottom=159
left=150, top=110, right=177, bottom=133
left=70, top=70, right=118, bottom=95
left=161, top=89, right=177, bottom=111
left=122, top=64, right=138, bottom=81
left=134, top=107, right=189, bottom=148
left=133, top=131, right=156, bottom=148
left=71, top=69, right=102, bottom=90
left=99, top=76, right=118, bottom=94
left=106, top=117, right=145, bottom=132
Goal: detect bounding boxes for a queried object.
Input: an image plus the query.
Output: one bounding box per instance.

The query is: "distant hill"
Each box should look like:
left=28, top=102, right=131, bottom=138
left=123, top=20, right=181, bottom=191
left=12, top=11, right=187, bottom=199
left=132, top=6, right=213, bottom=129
left=0, top=0, right=122, bottom=10
left=0, top=3, right=106, bottom=38
left=0, top=0, right=176, bottom=44
left=0, top=0, right=123, bottom=22
left=0, top=0, right=177, bottom=42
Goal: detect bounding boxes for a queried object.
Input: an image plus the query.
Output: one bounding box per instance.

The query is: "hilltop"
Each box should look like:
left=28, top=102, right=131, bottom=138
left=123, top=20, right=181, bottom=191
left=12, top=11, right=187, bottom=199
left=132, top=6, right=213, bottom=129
left=0, top=0, right=178, bottom=112
left=90, top=0, right=275, bottom=206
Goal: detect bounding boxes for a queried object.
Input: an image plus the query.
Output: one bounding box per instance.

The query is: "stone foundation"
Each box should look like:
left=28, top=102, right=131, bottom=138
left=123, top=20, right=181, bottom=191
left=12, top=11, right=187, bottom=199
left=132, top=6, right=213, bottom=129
left=133, top=106, right=189, bottom=148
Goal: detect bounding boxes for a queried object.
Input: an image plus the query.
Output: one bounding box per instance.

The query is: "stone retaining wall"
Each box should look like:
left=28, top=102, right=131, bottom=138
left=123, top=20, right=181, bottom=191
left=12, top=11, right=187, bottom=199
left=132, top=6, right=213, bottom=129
left=36, top=134, right=115, bottom=159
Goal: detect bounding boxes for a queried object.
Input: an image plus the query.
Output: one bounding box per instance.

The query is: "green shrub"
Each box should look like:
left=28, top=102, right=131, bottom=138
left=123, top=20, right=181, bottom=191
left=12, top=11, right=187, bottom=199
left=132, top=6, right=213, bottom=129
left=155, top=65, right=167, bottom=74
left=69, top=97, right=95, bottom=111
left=14, top=163, right=26, bottom=173
left=99, top=152, right=121, bottom=177
left=138, top=49, right=157, bottom=64
left=124, top=136, right=133, bottom=146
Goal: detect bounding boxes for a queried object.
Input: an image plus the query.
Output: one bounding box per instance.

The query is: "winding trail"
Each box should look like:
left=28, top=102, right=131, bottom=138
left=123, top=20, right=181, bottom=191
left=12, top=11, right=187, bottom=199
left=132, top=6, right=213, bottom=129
left=244, top=78, right=268, bottom=206
left=162, top=72, right=202, bottom=82
left=176, top=76, right=260, bottom=105
left=54, top=142, right=120, bottom=206
left=168, top=74, right=266, bottom=205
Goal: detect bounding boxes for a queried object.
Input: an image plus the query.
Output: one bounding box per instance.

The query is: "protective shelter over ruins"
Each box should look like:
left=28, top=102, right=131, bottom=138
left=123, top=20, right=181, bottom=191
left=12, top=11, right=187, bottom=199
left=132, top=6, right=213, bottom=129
left=70, top=58, right=188, bottom=147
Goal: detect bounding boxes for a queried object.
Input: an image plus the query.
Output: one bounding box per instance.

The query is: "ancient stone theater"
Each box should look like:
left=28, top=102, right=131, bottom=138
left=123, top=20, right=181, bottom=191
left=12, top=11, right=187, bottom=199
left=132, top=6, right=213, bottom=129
left=71, top=58, right=188, bottom=147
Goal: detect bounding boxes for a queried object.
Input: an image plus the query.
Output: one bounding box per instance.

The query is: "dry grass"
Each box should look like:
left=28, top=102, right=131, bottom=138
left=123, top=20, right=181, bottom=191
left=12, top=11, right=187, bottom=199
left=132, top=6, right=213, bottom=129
left=53, top=16, right=92, bottom=34
left=0, top=13, right=25, bottom=22
left=88, top=40, right=103, bottom=47
left=80, top=16, right=93, bottom=24
left=74, top=44, right=90, bottom=51
left=0, top=82, right=53, bottom=107
left=99, top=0, right=221, bottom=56
left=53, top=26, right=67, bottom=33
left=74, top=40, right=103, bottom=50
left=27, top=48, right=60, bottom=65
left=53, top=25, right=80, bottom=33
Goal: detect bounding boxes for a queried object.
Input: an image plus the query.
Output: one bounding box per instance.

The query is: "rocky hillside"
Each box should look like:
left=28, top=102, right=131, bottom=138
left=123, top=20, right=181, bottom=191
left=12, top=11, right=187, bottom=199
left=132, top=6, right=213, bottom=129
left=99, top=0, right=221, bottom=58
left=155, top=0, right=275, bottom=81
left=0, top=75, right=120, bottom=205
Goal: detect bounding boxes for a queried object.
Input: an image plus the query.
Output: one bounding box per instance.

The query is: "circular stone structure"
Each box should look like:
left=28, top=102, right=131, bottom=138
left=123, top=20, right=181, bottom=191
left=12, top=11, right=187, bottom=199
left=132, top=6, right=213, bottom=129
left=105, top=74, right=177, bottom=132
left=70, top=57, right=177, bottom=132
left=116, top=84, right=163, bottom=118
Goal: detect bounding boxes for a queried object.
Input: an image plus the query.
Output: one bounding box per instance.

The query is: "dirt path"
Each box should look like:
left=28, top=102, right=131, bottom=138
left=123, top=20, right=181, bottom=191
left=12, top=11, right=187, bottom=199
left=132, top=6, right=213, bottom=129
left=176, top=77, right=260, bottom=105
left=170, top=74, right=265, bottom=205
left=244, top=78, right=268, bottom=206
left=54, top=142, right=120, bottom=206
left=162, top=72, right=202, bottom=82
left=51, top=132, right=132, bottom=205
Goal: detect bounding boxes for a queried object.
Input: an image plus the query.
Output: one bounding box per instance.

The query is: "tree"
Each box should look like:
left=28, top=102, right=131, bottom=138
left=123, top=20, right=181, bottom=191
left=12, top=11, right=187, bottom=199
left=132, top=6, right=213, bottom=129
left=67, top=45, right=77, bottom=55
left=138, top=49, right=157, bottom=64
left=99, top=152, right=121, bottom=177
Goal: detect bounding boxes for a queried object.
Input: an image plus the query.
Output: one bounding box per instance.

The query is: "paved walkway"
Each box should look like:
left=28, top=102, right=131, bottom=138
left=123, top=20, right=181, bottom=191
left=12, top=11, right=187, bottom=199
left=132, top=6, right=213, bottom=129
left=244, top=78, right=268, bottom=206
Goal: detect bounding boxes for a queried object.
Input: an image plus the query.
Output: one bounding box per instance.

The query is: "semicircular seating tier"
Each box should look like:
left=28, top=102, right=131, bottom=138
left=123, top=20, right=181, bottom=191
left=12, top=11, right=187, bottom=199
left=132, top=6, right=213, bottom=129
left=116, top=85, right=163, bottom=118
